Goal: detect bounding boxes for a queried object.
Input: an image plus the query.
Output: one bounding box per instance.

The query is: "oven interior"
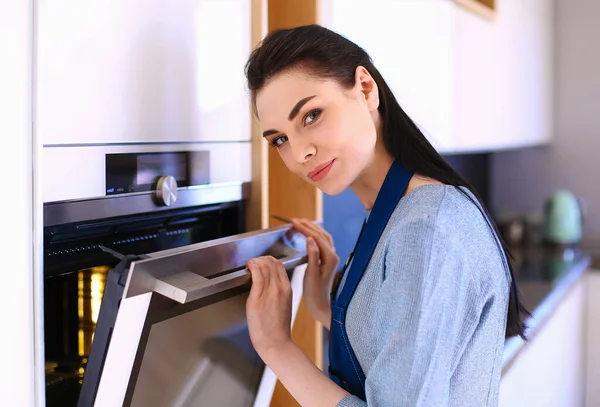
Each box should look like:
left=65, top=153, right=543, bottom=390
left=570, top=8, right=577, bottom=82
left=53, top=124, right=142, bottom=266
left=43, top=201, right=245, bottom=406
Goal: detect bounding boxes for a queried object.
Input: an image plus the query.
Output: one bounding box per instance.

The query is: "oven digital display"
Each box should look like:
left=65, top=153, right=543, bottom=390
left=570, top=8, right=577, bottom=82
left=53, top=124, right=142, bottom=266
left=136, top=153, right=187, bottom=186
left=105, top=151, right=210, bottom=195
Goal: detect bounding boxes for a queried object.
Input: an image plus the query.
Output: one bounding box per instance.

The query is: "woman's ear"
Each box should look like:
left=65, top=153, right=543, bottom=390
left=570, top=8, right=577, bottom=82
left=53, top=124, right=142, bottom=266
left=354, top=66, right=379, bottom=111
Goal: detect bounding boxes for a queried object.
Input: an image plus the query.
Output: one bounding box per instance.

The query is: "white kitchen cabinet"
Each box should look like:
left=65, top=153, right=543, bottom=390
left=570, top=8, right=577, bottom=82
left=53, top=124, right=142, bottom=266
left=498, top=276, right=586, bottom=407
left=0, top=0, right=39, bottom=404
left=320, top=0, right=554, bottom=154
left=587, top=271, right=600, bottom=407
left=319, top=0, right=456, bottom=153
left=37, top=0, right=252, bottom=145
left=453, top=0, right=554, bottom=152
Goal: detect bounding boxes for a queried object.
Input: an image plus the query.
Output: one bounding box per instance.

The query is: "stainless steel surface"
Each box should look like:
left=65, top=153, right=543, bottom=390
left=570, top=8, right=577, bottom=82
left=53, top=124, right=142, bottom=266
left=155, top=175, right=178, bottom=206
left=44, top=181, right=247, bottom=226
left=94, top=223, right=312, bottom=406
left=131, top=291, right=264, bottom=407
left=43, top=143, right=251, bottom=203
left=124, top=223, right=309, bottom=303
left=152, top=246, right=305, bottom=304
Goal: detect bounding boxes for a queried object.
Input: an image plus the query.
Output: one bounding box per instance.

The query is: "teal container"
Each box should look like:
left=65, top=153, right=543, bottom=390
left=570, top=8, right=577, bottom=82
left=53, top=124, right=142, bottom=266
left=543, top=190, right=583, bottom=245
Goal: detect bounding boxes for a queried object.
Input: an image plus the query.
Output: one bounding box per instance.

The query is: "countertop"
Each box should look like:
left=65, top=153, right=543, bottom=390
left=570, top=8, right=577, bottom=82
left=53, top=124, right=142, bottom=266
left=502, top=244, right=593, bottom=373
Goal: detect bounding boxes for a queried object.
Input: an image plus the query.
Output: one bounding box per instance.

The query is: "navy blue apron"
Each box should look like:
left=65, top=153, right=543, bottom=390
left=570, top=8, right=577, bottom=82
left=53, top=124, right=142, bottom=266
left=328, top=160, right=413, bottom=401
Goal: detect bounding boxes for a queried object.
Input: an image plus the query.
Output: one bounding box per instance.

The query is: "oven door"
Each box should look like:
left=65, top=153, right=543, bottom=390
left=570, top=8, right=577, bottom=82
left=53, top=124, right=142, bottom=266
left=77, top=224, right=308, bottom=407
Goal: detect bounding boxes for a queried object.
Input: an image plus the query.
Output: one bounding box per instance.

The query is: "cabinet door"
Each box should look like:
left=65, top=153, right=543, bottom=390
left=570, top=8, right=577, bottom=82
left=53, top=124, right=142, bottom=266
left=498, top=277, right=586, bottom=407
left=0, top=0, right=37, bottom=405
left=453, top=0, right=554, bottom=152
left=320, top=0, right=456, bottom=153
left=587, top=272, right=600, bottom=407
left=37, top=0, right=252, bottom=145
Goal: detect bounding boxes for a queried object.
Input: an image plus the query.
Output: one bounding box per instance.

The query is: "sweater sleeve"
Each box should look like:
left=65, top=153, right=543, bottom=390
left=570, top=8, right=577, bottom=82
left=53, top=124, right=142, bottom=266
left=335, top=214, right=483, bottom=407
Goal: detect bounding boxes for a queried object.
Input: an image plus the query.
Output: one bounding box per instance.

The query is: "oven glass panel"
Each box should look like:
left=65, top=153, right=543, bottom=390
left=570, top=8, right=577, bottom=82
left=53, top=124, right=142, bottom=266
left=129, top=291, right=263, bottom=406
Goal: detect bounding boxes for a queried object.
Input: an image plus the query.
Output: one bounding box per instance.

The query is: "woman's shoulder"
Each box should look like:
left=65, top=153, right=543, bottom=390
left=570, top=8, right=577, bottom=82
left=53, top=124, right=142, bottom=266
left=382, top=184, right=450, bottom=260
left=385, top=184, right=509, bottom=288
left=392, top=183, right=491, bottom=237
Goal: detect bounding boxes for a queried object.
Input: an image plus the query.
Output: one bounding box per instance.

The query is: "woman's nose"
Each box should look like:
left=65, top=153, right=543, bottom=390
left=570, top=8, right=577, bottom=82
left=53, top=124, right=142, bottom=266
left=290, top=139, right=316, bottom=163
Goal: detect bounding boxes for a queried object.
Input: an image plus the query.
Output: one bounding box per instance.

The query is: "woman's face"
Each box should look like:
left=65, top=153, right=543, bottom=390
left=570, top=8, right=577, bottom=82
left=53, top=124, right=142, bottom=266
left=255, top=66, right=380, bottom=195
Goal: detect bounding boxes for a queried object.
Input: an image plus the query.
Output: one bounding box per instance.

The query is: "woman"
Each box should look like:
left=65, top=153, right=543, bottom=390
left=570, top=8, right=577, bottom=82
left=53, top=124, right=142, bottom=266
left=244, top=24, right=527, bottom=407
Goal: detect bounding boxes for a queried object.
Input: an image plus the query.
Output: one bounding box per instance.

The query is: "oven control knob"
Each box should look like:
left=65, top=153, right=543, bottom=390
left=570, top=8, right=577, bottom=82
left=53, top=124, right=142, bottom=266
left=156, top=175, right=178, bottom=206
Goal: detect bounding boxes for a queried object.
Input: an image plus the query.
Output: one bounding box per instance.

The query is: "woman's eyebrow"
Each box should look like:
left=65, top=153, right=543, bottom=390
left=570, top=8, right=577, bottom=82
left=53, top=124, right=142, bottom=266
left=288, top=95, right=317, bottom=121
left=263, top=129, right=278, bottom=138
left=262, top=95, right=317, bottom=137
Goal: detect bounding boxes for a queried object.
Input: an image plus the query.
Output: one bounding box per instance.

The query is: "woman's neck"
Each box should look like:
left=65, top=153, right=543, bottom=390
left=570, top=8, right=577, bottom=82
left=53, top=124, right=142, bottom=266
left=349, top=141, right=395, bottom=210
left=349, top=140, right=444, bottom=210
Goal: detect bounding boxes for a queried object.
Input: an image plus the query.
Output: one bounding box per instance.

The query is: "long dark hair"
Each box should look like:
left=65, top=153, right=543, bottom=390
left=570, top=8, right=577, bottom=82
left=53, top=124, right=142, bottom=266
left=245, top=24, right=528, bottom=339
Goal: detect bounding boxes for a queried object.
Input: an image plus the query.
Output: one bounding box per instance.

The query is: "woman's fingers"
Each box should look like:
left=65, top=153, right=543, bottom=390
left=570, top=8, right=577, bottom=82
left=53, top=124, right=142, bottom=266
left=308, top=231, right=338, bottom=267
left=291, top=219, right=335, bottom=256
left=274, top=258, right=291, bottom=288
left=306, top=236, right=320, bottom=270
left=245, top=257, right=294, bottom=361
left=264, top=256, right=288, bottom=286
left=290, top=218, right=316, bottom=238
left=247, top=258, right=267, bottom=299
left=291, top=219, right=339, bottom=272
left=293, top=218, right=334, bottom=248
left=249, top=256, right=290, bottom=294
left=302, top=219, right=334, bottom=247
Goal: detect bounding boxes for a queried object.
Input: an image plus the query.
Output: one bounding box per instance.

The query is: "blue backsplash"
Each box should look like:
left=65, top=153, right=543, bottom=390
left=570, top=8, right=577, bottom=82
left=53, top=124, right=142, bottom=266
left=323, top=187, right=365, bottom=272
left=323, top=153, right=490, bottom=272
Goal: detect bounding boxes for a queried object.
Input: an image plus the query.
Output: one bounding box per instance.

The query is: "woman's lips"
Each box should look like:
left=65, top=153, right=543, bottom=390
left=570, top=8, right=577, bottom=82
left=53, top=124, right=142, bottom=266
left=308, top=159, right=335, bottom=182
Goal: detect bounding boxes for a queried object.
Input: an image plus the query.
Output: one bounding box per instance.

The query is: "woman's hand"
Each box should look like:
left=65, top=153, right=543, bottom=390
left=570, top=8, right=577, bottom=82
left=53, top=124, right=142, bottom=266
left=244, top=243, right=350, bottom=407
left=291, top=218, right=339, bottom=329
left=246, top=256, right=294, bottom=364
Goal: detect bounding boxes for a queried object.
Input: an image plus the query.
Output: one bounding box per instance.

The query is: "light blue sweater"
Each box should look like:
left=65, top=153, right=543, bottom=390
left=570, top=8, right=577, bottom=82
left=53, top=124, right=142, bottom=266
left=334, top=184, right=510, bottom=407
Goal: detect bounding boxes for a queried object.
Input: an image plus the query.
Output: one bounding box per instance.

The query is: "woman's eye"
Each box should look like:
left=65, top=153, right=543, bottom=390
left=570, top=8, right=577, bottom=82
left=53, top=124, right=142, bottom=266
left=303, top=109, right=322, bottom=126
left=270, top=135, right=288, bottom=148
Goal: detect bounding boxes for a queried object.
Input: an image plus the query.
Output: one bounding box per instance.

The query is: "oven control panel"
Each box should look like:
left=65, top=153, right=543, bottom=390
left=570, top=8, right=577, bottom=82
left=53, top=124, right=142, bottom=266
left=155, top=175, right=178, bottom=206
left=105, top=151, right=209, bottom=196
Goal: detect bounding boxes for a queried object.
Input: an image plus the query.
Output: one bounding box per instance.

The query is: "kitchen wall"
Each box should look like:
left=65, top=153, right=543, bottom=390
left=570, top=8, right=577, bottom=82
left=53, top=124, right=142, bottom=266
left=323, top=188, right=363, bottom=273
left=490, top=0, right=600, bottom=240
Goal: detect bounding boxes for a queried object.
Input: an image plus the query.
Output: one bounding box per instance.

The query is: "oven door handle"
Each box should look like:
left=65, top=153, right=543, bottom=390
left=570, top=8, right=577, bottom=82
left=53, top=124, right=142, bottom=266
left=123, top=223, right=318, bottom=302
left=152, top=250, right=308, bottom=304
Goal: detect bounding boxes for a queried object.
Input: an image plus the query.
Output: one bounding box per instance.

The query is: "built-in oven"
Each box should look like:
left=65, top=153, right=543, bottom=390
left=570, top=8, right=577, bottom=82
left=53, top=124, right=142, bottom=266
left=38, top=2, right=261, bottom=403
left=43, top=150, right=308, bottom=406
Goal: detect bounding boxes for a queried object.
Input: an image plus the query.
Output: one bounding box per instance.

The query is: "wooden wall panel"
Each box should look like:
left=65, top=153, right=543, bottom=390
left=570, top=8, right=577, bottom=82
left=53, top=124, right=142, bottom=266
left=266, top=1, right=324, bottom=406
left=267, top=0, right=321, bottom=229
left=454, top=0, right=496, bottom=19
left=247, top=0, right=269, bottom=233
left=268, top=0, right=318, bottom=31
left=268, top=152, right=320, bottom=226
